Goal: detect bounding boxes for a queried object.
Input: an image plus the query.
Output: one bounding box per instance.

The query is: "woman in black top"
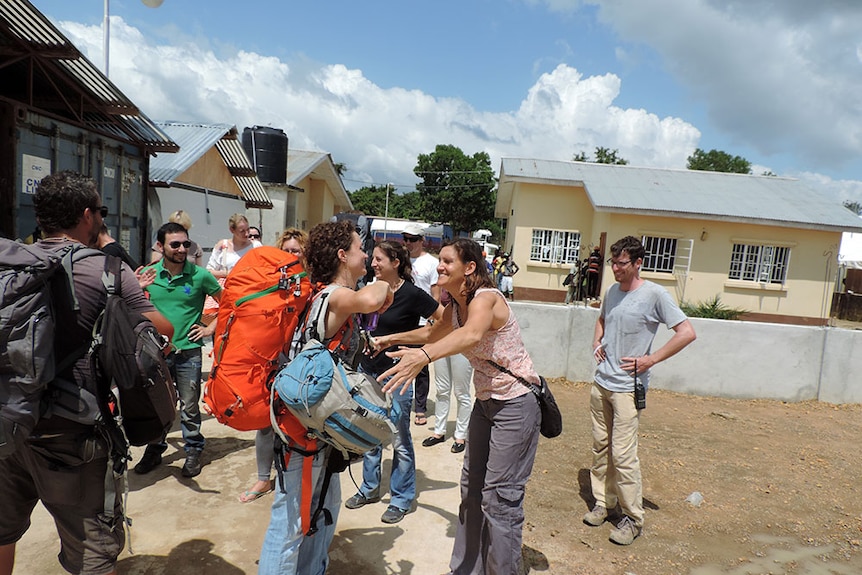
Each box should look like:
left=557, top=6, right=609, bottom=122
left=344, top=241, right=443, bottom=524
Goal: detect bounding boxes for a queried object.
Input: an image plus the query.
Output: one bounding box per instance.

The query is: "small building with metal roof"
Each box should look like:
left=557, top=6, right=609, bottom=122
left=257, top=148, right=352, bottom=245
left=497, top=158, right=862, bottom=324
left=0, top=0, right=178, bottom=258
left=148, top=121, right=273, bottom=255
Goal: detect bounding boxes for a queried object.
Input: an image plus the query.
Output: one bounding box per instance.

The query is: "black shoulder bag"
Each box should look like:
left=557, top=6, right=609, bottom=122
left=486, top=360, right=563, bottom=438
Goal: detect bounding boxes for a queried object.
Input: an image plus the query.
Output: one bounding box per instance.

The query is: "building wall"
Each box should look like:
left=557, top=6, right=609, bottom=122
left=177, top=147, right=242, bottom=197
left=509, top=302, right=862, bottom=405
left=505, top=180, right=841, bottom=323
left=506, top=182, right=597, bottom=290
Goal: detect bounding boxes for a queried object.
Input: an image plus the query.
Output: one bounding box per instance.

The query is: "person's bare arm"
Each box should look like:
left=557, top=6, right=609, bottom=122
left=593, top=315, right=606, bottom=363
left=144, top=310, right=174, bottom=343
left=373, top=304, right=452, bottom=351
left=325, top=282, right=392, bottom=339
left=380, top=292, right=500, bottom=394
left=619, top=319, right=696, bottom=374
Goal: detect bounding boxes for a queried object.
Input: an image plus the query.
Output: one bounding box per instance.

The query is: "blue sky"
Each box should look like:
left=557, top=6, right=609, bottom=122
left=32, top=0, right=862, bottom=204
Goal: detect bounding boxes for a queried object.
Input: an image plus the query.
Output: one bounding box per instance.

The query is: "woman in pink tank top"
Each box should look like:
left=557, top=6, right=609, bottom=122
left=375, top=238, right=542, bottom=575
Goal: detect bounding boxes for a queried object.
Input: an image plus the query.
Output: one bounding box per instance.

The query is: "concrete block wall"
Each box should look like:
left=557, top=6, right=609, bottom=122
left=509, top=302, right=862, bottom=405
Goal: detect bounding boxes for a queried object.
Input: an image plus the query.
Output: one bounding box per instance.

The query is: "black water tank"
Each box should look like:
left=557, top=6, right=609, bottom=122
left=242, top=126, right=288, bottom=184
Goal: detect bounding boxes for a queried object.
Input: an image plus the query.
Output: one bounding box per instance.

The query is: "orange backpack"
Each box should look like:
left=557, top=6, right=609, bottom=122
left=203, top=246, right=311, bottom=431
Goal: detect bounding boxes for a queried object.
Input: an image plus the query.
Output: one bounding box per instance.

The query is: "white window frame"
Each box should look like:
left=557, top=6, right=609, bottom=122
left=728, top=243, right=790, bottom=284
left=641, top=235, right=677, bottom=273
left=529, top=228, right=581, bottom=265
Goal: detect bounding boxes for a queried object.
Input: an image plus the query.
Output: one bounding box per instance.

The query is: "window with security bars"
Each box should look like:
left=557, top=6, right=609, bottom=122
left=728, top=244, right=789, bottom=284
left=530, top=229, right=581, bottom=265
left=641, top=236, right=677, bottom=273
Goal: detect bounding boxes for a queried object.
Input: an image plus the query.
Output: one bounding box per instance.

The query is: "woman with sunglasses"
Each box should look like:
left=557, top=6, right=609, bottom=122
left=374, top=238, right=542, bottom=575
left=239, top=228, right=309, bottom=504
left=344, top=241, right=443, bottom=524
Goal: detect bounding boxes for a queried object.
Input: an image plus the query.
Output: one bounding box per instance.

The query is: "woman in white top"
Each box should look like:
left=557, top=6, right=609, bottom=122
left=202, top=214, right=261, bottom=322
left=206, top=213, right=261, bottom=279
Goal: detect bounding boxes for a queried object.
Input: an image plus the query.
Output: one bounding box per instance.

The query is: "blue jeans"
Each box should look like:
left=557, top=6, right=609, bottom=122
left=258, top=449, right=341, bottom=575
left=148, top=348, right=204, bottom=454
left=357, top=373, right=415, bottom=511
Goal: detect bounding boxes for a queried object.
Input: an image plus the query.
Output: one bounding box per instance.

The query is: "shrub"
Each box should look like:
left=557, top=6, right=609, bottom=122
left=680, top=295, right=747, bottom=320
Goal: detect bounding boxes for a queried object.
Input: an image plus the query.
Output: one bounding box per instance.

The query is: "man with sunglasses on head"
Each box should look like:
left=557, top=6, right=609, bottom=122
left=585, top=235, right=696, bottom=546
left=135, top=222, right=222, bottom=478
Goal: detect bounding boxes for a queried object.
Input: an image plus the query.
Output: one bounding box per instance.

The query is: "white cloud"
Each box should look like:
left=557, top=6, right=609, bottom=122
left=57, top=13, right=862, bottom=208
left=575, top=0, right=862, bottom=173
left=57, top=17, right=703, bottom=191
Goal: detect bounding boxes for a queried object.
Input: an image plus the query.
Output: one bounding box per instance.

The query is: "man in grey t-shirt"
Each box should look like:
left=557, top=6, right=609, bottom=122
left=584, top=236, right=696, bottom=545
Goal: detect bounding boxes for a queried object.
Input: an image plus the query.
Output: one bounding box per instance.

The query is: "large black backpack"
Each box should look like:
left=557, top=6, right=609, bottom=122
left=0, top=240, right=65, bottom=457
left=91, top=255, right=176, bottom=446
left=1, top=238, right=176, bottom=459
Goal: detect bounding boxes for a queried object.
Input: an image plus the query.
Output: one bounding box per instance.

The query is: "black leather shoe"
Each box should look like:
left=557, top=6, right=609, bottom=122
left=422, top=435, right=446, bottom=447
left=133, top=449, right=162, bottom=474
left=451, top=441, right=466, bottom=454
left=181, top=450, right=203, bottom=478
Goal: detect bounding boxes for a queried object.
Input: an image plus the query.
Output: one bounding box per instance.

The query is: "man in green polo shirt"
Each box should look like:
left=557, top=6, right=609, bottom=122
left=134, top=222, right=223, bottom=478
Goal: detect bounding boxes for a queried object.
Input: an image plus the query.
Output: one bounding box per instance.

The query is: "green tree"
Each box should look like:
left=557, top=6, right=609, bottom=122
left=348, top=184, right=389, bottom=216
left=348, top=185, right=425, bottom=219
left=414, top=144, right=497, bottom=235
left=396, top=191, right=423, bottom=219
left=572, top=147, right=629, bottom=165
left=686, top=148, right=751, bottom=174
left=844, top=200, right=862, bottom=216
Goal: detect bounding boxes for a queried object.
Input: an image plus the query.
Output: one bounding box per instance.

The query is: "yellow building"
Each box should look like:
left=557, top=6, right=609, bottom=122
left=263, top=149, right=352, bottom=236
left=497, top=158, right=862, bottom=325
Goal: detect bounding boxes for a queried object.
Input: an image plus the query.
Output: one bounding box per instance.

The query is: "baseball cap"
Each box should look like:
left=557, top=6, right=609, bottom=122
left=402, top=223, right=425, bottom=237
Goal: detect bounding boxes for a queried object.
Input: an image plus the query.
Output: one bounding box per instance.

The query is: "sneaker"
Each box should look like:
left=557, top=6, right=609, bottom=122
left=609, top=515, right=641, bottom=545
left=181, top=450, right=203, bottom=478
left=133, top=449, right=162, bottom=475
left=345, top=492, right=381, bottom=509
left=381, top=505, right=407, bottom=524
left=582, top=505, right=608, bottom=526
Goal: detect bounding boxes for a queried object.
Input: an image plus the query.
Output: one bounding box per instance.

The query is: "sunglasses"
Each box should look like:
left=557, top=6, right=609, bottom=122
left=168, top=240, right=192, bottom=249
left=91, top=205, right=108, bottom=218
left=249, top=234, right=261, bottom=239
left=402, top=235, right=422, bottom=243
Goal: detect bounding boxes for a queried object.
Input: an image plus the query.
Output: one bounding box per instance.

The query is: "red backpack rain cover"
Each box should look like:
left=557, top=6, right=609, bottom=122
left=203, top=246, right=311, bottom=431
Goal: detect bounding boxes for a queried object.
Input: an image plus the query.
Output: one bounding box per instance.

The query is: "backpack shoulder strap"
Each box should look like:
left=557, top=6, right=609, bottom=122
left=305, top=284, right=340, bottom=343
left=101, top=253, right=123, bottom=297
left=52, top=246, right=105, bottom=374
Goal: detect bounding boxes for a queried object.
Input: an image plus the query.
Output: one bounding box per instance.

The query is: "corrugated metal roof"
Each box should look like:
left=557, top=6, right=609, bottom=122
left=287, top=149, right=352, bottom=209
left=0, top=0, right=178, bottom=153
left=499, top=158, right=862, bottom=233
left=150, top=122, right=233, bottom=182
left=151, top=122, right=272, bottom=209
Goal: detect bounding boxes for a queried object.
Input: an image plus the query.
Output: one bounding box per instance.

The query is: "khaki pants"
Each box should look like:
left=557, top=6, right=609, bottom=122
left=588, top=382, right=644, bottom=527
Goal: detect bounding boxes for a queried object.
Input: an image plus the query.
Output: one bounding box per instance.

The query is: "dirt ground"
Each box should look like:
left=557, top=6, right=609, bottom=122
left=15, top=373, right=862, bottom=575
left=523, top=380, right=862, bottom=575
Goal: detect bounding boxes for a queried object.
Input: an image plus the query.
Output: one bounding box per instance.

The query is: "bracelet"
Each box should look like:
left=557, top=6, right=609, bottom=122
left=420, top=348, right=432, bottom=363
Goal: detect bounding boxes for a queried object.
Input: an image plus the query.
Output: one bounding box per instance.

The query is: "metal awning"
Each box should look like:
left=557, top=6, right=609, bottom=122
left=0, top=0, right=178, bottom=153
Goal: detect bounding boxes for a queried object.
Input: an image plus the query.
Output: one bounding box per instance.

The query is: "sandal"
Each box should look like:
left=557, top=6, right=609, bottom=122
left=239, top=479, right=274, bottom=503
left=414, top=413, right=427, bottom=426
